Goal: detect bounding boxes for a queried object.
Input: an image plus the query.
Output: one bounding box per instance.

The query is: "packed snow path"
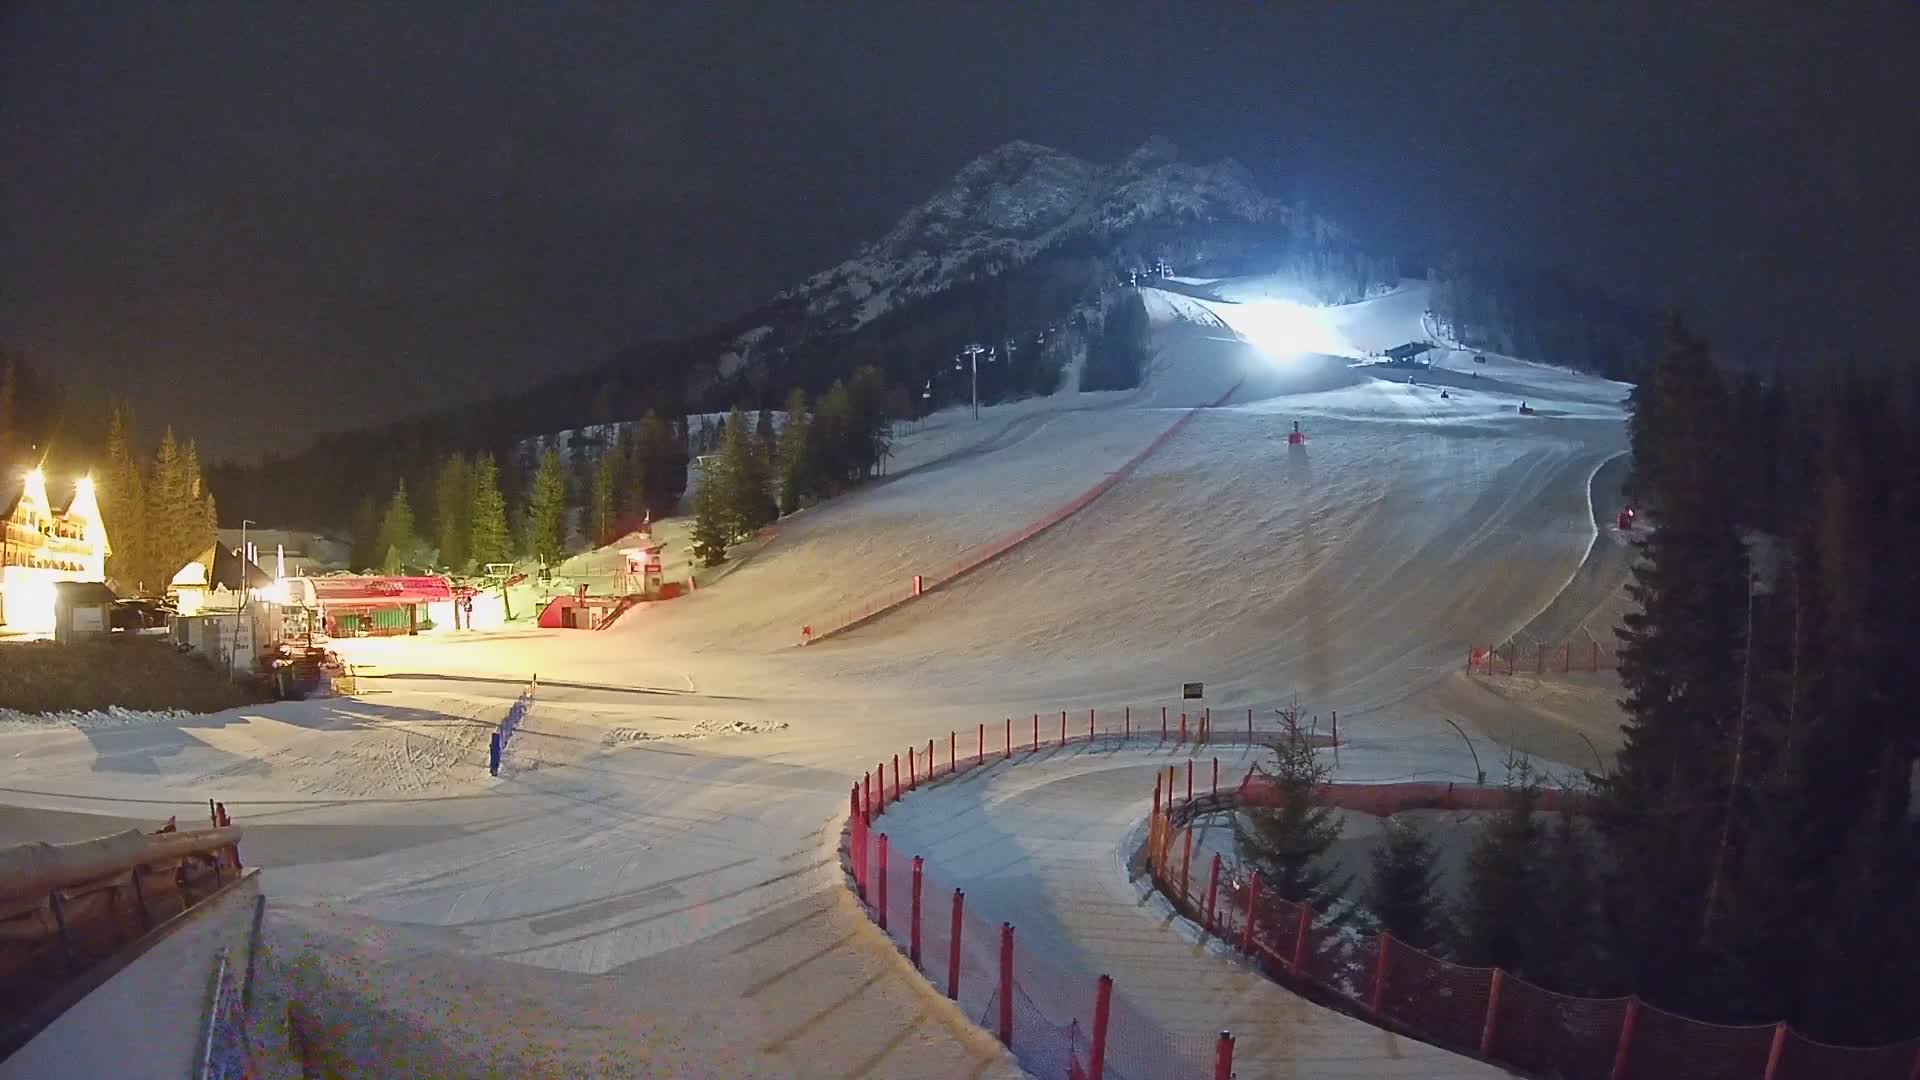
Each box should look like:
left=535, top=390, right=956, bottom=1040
left=0, top=279, right=1630, bottom=1075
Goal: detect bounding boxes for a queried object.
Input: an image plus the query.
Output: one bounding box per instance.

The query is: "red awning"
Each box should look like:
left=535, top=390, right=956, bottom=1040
left=307, top=575, right=452, bottom=606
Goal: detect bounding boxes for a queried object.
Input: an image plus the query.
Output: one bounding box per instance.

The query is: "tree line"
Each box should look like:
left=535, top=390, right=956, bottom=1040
left=692, top=368, right=893, bottom=566
left=1240, top=321, right=1918, bottom=1047
left=349, top=409, right=691, bottom=575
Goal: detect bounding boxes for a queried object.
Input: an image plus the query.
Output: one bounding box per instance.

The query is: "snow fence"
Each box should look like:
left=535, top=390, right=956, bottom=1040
left=803, top=381, right=1243, bottom=646
left=1146, top=778, right=1920, bottom=1080
left=840, top=702, right=1343, bottom=1080
left=1468, top=639, right=1620, bottom=676
left=487, top=675, right=538, bottom=777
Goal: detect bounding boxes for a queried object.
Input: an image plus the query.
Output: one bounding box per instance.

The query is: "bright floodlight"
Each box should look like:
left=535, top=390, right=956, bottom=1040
left=1215, top=300, right=1345, bottom=359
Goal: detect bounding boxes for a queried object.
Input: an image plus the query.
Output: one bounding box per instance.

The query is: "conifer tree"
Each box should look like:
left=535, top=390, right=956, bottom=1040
left=590, top=446, right=619, bottom=545
left=348, top=494, right=379, bottom=570
left=689, top=477, right=729, bottom=567
left=524, top=447, right=568, bottom=564
left=1602, top=319, right=1749, bottom=999
left=1455, top=758, right=1544, bottom=973
left=147, top=427, right=193, bottom=581
left=1233, top=717, right=1348, bottom=910
left=101, top=402, right=150, bottom=590
left=717, top=405, right=774, bottom=539
left=467, top=453, right=511, bottom=568
left=1365, top=818, right=1447, bottom=950
left=434, top=452, right=471, bottom=571
left=376, top=478, right=418, bottom=574
left=777, top=388, right=811, bottom=514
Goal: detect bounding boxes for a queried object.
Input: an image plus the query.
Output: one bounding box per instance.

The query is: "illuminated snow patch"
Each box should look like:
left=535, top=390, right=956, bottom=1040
left=1208, top=298, right=1353, bottom=360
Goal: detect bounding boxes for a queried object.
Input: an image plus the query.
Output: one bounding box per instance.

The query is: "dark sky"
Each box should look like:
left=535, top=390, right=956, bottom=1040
left=3, top=4, right=1914, bottom=460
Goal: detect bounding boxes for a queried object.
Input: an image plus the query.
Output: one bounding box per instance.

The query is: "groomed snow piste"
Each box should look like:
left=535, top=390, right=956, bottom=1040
left=0, top=278, right=1632, bottom=1077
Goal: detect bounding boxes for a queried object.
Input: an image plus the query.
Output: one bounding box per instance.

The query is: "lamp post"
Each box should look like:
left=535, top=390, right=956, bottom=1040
left=962, top=343, right=986, bottom=420
left=230, top=519, right=254, bottom=679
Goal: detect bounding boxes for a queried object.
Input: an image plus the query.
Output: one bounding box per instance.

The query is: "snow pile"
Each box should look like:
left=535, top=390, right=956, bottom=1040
left=602, top=717, right=789, bottom=744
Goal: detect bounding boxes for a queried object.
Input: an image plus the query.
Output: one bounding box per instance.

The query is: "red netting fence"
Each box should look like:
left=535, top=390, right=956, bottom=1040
left=804, top=382, right=1241, bottom=645
left=1147, top=781, right=1920, bottom=1080
left=1468, top=640, right=1621, bottom=675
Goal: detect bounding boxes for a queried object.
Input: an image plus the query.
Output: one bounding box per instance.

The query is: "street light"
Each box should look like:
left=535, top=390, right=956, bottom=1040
left=962, top=344, right=987, bottom=420
left=231, top=519, right=254, bottom=679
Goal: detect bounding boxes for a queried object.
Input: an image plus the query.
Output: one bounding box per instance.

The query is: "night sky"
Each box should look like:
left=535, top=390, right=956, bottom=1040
left=3, top=4, right=1913, bottom=460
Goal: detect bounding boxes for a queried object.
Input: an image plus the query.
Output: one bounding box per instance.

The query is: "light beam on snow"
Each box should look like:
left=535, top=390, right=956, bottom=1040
left=1213, top=299, right=1348, bottom=361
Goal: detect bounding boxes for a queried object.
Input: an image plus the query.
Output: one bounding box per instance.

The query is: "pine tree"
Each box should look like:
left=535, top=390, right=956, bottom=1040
left=590, top=445, right=620, bottom=546
left=717, top=405, right=773, bottom=540
left=524, top=448, right=568, bottom=564
left=777, top=388, right=811, bottom=514
left=632, top=411, right=677, bottom=516
left=101, top=402, right=150, bottom=591
left=689, top=478, right=729, bottom=567
left=1602, top=319, right=1750, bottom=1001
left=376, top=479, right=418, bottom=574
left=147, top=427, right=193, bottom=583
left=434, top=452, right=471, bottom=572
left=1365, top=818, right=1447, bottom=951
left=467, top=453, right=511, bottom=568
left=1233, top=718, right=1348, bottom=910
left=615, top=424, right=647, bottom=522
left=350, top=494, right=381, bottom=571
left=1455, top=758, right=1544, bottom=973
left=1533, top=803, right=1606, bottom=993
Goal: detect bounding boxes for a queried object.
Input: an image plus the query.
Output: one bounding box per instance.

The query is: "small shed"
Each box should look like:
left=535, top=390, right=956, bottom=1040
left=52, top=581, right=118, bottom=643
left=1383, top=342, right=1438, bottom=365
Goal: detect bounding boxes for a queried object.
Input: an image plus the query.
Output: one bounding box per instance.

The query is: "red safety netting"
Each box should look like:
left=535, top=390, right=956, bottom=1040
left=1376, top=940, right=1494, bottom=1057
left=1467, top=639, right=1620, bottom=675
left=1618, top=1000, right=1774, bottom=1079
left=805, top=383, right=1238, bottom=644
left=850, top=775, right=1217, bottom=1078
left=1487, top=975, right=1630, bottom=1080
left=1772, top=1028, right=1920, bottom=1080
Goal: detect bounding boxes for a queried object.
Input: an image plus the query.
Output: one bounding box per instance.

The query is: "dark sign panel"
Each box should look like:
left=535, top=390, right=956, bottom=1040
left=1182, top=682, right=1203, bottom=700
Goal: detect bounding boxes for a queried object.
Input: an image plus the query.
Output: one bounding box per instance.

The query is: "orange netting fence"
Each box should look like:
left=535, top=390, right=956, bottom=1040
left=1147, top=782, right=1920, bottom=1080
left=839, top=703, right=1330, bottom=1079
left=1468, top=639, right=1621, bottom=675
left=803, top=381, right=1242, bottom=645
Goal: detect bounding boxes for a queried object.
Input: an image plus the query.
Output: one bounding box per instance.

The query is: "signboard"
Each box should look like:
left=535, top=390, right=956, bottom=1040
left=71, top=606, right=106, bottom=634
left=1182, top=682, right=1204, bottom=700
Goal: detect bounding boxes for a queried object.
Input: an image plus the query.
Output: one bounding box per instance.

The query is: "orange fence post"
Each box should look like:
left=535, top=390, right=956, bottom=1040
left=1180, top=828, right=1193, bottom=898
left=1609, top=997, right=1640, bottom=1080
left=1204, top=706, right=1211, bottom=742
left=1371, top=932, right=1392, bottom=1015
left=978, top=723, right=984, bottom=763
left=1247, top=707, right=1253, bottom=741
left=909, top=746, right=916, bottom=790
left=1761, top=1022, right=1790, bottom=1080
left=863, top=772, right=872, bottom=823
left=1124, top=705, right=1130, bottom=738
left=1241, top=875, right=1260, bottom=954
left=1186, top=759, right=1194, bottom=802
left=947, top=733, right=953, bottom=775
left=947, top=889, right=964, bottom=999
left=1089, top=707, right=1095, bottom=742
left=1213, top=1032, right=1234, bottom=1080
left=1212, top=757, right=1219, bottom=794
left=1033, top=713, right=1039, bottom=751
left=998, top=923, right=1015, bottom=1045
left=1061, top=709, right=1067, bottom=747
left=876, top=834, right=890, bottom=931
left=1332, top=710, right=1338, bottom=747
left=909, top=856, right=924, bottom=970
left=1005, top=717, right=1011, bottom=759
left=1203, top=853, right=1222, bottom=932
left=892, top=754, right=900, bottom=802
left=1089, top=974, right=1113, bottom=1080
left=1162, top=706, right=1168, bottom=739
left=1479, top=969, right=1505, bottom=1057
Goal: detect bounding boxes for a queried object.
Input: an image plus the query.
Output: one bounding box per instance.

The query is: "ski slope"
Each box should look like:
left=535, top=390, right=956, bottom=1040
left=0, top=277, right=1634, bottom=1076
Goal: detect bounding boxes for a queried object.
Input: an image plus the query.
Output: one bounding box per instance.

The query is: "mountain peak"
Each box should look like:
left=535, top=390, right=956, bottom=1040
left=775, top=139, right=1304, bottom=333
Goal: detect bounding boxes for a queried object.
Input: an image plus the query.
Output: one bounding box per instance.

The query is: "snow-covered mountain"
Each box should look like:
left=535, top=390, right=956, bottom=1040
left=772, top=136, right=1343, bottom=336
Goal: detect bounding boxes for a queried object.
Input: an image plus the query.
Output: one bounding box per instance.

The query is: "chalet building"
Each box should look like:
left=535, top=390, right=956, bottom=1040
left=1, top=469, right=110, bottom=633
